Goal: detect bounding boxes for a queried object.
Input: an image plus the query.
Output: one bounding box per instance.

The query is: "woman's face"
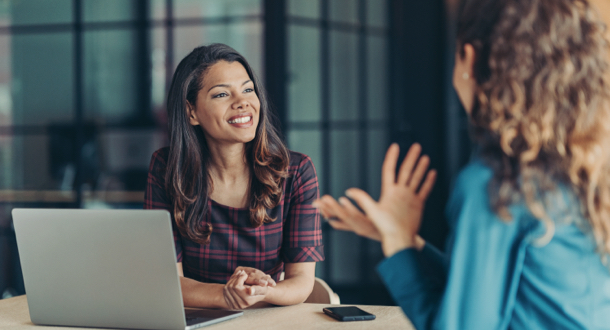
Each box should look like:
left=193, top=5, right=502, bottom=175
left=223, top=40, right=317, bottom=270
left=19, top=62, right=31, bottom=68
left=452, top=43, right=477, bottom=114
left=188, top=60, right=261, bottom=147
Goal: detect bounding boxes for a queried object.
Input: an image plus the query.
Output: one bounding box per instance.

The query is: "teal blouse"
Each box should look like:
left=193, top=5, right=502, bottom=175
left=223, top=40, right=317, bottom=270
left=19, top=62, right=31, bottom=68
left=377, top=161, right=610, bottom=329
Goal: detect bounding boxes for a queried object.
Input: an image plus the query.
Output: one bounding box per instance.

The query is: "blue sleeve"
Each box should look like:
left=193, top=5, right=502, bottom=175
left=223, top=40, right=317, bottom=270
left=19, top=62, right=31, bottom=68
left=377, top=244, right=447, bottom=330
left=377, top=162, right=532, bottom=330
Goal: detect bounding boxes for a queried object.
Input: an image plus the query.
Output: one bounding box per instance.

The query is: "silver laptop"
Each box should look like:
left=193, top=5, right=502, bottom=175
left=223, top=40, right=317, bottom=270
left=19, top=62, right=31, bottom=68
left=12, top=208, right=243, bottom=330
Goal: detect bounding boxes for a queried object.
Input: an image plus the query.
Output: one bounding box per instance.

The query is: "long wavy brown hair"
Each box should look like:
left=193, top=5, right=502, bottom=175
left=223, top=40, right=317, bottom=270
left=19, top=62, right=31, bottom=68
left=458, top=0, right=610, bottom=254
left=166, top=44, right=289, bottom=244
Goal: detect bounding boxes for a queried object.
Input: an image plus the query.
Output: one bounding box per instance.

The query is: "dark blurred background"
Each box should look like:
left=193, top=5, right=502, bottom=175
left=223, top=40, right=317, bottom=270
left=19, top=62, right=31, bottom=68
left=0, top=0, right=489, bottom=305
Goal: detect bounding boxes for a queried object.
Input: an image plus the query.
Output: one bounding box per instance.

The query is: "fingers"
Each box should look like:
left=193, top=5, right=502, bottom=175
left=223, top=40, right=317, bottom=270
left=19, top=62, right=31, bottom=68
left=237, top=267, right=276, bottom=287
left=381, top=144, right=400, bottom=195
left=408, top=154, right=430, bottom=189
left=316, top=195, right=350, bottom=222
left=224, top=268, right=272, bottom=309
left=224, top=270, right=248, bottom=309
left=344, top=188, right=377, bottom=218
left=338, top=196, right=365, bottom=216
left=247, top=285, right=268, bottom=296
left=396, top=143, right=422, bottom=186
left=417, top=169, right=437, bottom=199
left=327, top=219, right=355, bottom=231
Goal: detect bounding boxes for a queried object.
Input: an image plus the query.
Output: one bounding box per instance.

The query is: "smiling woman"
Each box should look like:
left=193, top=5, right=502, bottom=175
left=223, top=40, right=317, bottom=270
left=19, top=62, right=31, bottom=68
left=187, top=61, right=260, bottom=146
left=144, top=44, right=324, bottom=310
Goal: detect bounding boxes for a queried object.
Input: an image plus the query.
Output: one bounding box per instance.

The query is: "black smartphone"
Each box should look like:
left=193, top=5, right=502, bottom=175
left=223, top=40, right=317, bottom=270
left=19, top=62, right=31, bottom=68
left=323, top=306, right=376, bottom=322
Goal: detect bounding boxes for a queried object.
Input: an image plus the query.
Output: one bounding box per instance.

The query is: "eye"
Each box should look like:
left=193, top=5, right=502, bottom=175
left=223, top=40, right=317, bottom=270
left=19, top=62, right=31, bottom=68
left=243, top=88, right=254, bottom=93
left=212, top=92, right=228, bottom=98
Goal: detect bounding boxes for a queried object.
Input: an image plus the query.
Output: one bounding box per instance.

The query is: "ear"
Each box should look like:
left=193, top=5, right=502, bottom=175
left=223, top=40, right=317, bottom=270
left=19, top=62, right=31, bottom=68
left=456, top=43, right=476, bottom=78
left=186, top=102, right=200, bottom=126
left=453, top=43, right=477, bottom=113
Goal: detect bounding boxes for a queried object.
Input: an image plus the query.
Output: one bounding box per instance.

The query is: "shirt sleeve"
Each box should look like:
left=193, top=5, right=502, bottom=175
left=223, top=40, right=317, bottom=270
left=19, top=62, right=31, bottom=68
left=281, top=154, right=325, bottom=263
left=377, top=162, right=531, bottom=330
left=144, top=149, right=183, bottom=263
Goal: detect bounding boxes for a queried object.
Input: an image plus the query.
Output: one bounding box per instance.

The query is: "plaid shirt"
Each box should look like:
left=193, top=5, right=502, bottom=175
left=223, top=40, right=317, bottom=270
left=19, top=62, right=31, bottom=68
left=144, top=147, right=324, bottom=284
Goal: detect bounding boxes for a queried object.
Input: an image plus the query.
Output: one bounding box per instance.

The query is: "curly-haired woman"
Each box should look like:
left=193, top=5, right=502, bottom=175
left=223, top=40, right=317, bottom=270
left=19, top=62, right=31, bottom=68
left=315, top=0, right=610, bottom=328
left=145, top=44, right=323, bottom=309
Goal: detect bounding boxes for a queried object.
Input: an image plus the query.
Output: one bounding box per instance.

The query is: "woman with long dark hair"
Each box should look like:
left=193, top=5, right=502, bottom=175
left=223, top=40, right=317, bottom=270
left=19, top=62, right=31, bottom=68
left=315, top=0, right=610, bottom=328
left=145, top=44, right=323, bottom=309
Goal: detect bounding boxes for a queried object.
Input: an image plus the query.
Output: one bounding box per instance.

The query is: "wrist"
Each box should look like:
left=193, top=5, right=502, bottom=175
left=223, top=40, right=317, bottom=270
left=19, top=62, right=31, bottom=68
left=381, top=233, right=417, bottom=257
left=215, top=284, right=230, bottom=309
left=261, top=285, right=276, bottom=304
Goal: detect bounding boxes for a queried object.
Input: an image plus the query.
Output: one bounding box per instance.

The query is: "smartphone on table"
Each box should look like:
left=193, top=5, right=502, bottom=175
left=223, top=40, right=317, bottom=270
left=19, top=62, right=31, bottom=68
left=323, top=306, right=376, bottom=322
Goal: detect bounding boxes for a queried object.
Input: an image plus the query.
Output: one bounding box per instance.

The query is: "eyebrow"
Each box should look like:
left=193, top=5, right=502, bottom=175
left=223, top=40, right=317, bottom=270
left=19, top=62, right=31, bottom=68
left=207, top=80, right=252, bottom=92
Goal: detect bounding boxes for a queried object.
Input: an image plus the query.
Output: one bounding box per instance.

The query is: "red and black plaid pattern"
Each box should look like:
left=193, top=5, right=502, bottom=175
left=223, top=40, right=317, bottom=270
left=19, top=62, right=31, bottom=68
left=144, top=147, right=324, bottom=284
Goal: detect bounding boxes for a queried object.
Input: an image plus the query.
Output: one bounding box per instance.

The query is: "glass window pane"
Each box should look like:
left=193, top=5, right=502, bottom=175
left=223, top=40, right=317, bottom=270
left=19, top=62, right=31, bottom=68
left=99, top=129, right=167, bottom=193
left=287, top=0, right=319, bottom=19
left=330, top=31, right=358, bottom=121
left=0, top=1, right=9, bottom=27
left=174, top=22, right=264, bottom=79
left=366, top=0, right=388, bottom=28
left=329, top=0, right=358, bottom=25
left=288, top=25, right=320, bottom=123
left=7, top=134, right=59, bottom=190
left=287, top=130, right=324, bottom=194
left=84, top=30, right=138, bottom=123
left=330, top=229, right=361, bottom=284
left=151, top=0, right=166, bottom=21
left=0, top=135, right=13, bottom=189
left=83, top=0, right=138, bottom=22
left=8, top=0, right=72, bottom=26
left=173, top=0, right=262, bottom=19
left=367, top=129, right=388, bottom=200
left=330, top=130, right=359, bottom=197
left=367, top=36, right=388, bottom=120
left=11, top=33, right=74, bottom=126
left=0, top=35, right=12, bottom=127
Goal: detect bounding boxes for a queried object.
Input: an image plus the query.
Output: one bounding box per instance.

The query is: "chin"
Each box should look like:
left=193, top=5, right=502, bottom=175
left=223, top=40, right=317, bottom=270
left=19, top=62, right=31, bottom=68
left=239, top=133, right=257, bottom=144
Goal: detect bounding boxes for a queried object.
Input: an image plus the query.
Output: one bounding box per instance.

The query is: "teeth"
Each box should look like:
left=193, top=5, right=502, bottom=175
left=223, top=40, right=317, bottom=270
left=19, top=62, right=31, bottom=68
left=228, top=116, right=251, bottom=124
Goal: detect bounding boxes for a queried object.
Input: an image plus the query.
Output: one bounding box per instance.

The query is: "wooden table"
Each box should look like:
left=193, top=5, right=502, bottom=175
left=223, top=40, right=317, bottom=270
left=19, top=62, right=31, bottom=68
left=0, top=296, right=414, bottom=330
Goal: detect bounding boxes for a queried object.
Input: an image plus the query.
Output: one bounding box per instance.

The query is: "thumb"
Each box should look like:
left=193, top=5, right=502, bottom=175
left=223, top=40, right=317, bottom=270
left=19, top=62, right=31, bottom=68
left=248, top=285, right=268, bottom=296
left=345, top=188, right=377, bottom=216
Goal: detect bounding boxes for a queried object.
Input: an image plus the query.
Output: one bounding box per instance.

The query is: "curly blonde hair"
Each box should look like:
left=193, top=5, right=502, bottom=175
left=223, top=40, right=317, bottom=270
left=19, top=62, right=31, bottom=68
left=458, top=0, right=610, bottom=254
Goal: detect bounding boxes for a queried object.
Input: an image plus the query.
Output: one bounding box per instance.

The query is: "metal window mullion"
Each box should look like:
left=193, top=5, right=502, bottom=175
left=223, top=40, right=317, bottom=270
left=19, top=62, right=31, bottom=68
left=357, top=0, right=370, bottom=288
left=165, top=0, right=174, bottom=96
left=320, top=0, right=333, bottom=284
left=73, top=0, right=84, bottom=208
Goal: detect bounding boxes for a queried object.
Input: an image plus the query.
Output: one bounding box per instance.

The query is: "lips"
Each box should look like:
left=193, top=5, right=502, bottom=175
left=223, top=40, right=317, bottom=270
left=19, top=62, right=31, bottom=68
left=227, top=114, right=253, bottom=127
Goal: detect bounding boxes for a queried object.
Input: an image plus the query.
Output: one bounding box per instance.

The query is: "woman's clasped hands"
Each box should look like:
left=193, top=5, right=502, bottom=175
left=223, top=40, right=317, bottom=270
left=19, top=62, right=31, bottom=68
left=223, top=266, right=277, bottom=309
left=313, top=143, right=436, bottom=257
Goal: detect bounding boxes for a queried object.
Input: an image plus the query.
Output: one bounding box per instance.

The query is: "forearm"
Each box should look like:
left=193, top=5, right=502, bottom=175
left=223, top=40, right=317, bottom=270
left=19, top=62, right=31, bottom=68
left=262, top=273, right=314, bottom=306
left=180, top=276, right=228, bottom=309
left=377, top=248, right=445, bottom=330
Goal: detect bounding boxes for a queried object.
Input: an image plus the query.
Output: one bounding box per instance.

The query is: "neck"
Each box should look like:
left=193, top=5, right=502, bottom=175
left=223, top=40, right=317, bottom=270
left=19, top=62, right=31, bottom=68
left=206, top=141, right=250, bottom=184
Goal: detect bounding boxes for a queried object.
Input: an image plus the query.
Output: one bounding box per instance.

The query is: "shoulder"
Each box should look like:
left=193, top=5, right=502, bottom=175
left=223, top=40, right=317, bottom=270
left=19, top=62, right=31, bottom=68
left=148, top=147, right=170, bottom=175
left=447, top=160, right=499, bottom=226
left=454, top=159, right=493, bottom=194
left=151, top=147, right=170, bottom=164
left=447, top=160, right=493, bottom=211
left=287, top=151, right=316, bottom=176
left=447, top=159, right=537, bottom=234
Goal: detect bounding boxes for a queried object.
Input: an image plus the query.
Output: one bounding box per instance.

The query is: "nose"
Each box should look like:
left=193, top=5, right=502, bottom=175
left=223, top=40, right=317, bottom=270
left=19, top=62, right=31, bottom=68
left=232, top=94, right=249, bottom=109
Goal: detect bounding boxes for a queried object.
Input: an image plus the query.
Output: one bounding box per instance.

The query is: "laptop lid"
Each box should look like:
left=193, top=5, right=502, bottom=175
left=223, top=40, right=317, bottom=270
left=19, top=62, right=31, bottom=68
left=12, top=208, right=240, bottom=330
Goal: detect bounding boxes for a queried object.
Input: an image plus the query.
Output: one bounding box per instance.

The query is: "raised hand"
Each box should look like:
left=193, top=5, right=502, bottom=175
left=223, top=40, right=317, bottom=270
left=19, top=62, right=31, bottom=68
left=313, top=194, right=382, bottom=241
left=345, top=143, right=436, bottom=257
